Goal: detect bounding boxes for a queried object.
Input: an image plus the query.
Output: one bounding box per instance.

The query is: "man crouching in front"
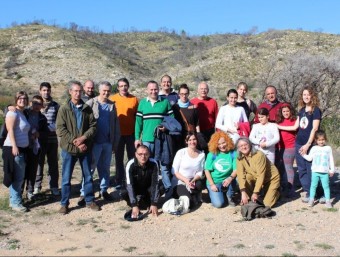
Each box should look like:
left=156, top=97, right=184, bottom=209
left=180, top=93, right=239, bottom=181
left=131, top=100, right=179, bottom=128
left=56, top=80, right=99, bottom=214
left=124, top=145, right=159, bottom=218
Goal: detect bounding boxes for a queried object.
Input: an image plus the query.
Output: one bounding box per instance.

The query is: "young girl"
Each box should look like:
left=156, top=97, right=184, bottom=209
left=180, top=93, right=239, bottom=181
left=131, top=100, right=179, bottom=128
left=215, top=89, right=248, bottom=144
left=301, top=130, right=334, bottom=208
left=276, top=103, right=297, bottom=197
left=277, top=86, right=322, bottom=203
left=249, top=108, right=280, bottom=164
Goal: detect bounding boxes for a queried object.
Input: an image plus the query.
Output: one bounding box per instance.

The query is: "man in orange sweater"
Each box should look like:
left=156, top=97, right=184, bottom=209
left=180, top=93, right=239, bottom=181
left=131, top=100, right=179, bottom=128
left=109, top=78, right=139, bottom=189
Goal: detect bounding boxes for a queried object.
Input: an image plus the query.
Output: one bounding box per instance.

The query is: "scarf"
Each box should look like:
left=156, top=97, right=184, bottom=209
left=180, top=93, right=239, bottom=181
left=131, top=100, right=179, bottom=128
left=177, top=99, right=190, bottom=108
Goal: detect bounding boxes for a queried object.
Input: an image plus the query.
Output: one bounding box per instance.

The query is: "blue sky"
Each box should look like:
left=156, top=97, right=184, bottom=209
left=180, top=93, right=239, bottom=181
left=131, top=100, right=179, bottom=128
left=1, top=0, right=339, bottom=35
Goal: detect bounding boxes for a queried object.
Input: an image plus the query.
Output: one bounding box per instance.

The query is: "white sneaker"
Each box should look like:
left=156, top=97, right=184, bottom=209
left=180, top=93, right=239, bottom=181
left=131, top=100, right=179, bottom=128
left=51, top=188, right=60, bottom=196
left=33, top=188, right=41, bottom=195
left=12, top=204, right=28, bottom=212
left=325, top=201, right=333, bottom=209
left=307, top=199, right=314, bottom=207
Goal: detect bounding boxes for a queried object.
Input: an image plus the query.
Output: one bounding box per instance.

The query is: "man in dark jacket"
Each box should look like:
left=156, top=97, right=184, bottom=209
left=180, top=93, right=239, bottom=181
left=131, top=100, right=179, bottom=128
left=125, top=145, right=159, bottom=218
left=56, top=80, right=99, bottom=214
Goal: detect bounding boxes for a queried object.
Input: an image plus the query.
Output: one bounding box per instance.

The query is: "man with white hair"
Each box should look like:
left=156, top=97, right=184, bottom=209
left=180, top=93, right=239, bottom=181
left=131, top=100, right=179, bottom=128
left=190, top=82, right=218, bottom=144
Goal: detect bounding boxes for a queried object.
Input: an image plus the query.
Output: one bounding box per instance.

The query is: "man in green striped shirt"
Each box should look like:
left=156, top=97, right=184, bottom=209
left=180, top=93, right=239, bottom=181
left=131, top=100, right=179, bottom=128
left=134, top=80, right=174, bottom=197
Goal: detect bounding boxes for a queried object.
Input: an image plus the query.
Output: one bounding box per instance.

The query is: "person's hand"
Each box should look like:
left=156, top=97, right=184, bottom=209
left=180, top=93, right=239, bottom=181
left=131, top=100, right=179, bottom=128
left=188, top=180, right=196, bottom=189
left=158, top=126, right=166, bottom=132
left=329, top=172, right=334, bottom=177
left=73, top=136, right=86, bottom=147
left=210, top=184, right=218, bottom=192
left=131, top=206, right=140, bottom=218
left=259, top=142, right=266, bottom=148
left=78, top=144, right=87, bottom=152
left=12, top=145, right=19, bottom=156
left=223, top=177, right=232, bottom=187
left=299, top=144, right=309, bottom=155
left=7, top=106, right=16, bottom=112
left=134, top=140, right=141, bottom=149
left=149, top=205, right=158, bottom=216
left=241, top=191, right=249, bottom=205
left=251, top=193, right=259, bottom=203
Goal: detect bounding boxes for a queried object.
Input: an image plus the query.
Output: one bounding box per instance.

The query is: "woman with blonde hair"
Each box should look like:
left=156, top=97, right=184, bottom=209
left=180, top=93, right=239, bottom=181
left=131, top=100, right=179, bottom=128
left=204, top=131, right=237, bottom=208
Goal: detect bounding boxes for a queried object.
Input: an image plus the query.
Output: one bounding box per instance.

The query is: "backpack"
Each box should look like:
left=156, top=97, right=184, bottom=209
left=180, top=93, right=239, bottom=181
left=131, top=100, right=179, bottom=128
left=162, top=196, right=190, bottom=216
left=241, top=200, right=273, bottom=221
left=0, top=123, right=7, bottom=149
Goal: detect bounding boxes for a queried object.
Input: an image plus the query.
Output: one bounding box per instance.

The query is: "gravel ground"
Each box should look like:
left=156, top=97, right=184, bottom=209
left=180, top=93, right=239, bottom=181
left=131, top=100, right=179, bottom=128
left=0, top=167, right=339, bottom=256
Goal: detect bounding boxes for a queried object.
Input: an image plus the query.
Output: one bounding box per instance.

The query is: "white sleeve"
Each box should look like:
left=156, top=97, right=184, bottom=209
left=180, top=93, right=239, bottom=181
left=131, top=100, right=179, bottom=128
left=249, top=124, right=260, bottom=145
left=302, top=147, right=315, bottom=162
left=215, top=106, right=227, bottom=131
left=195, top=153, right=205, bottom=178
left=172, top=149, right=183, bottom=174
left=265, top=123, right=280, bottom=147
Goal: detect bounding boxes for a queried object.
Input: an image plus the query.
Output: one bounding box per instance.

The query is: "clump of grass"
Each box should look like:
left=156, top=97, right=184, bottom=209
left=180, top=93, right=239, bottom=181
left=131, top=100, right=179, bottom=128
left=217, top=254, right=227, bottom=257
left=0, top=229, right=9, bottom=237
left=293, top=241, right=304, bottom=251
left=120, top=224, right=131, bottom=229
left=323, top=207, right=338, bottom=212
left=204, top=217, right=213, bottom=222
left=8, top=239, right=20, bottom=250
left=95, top=228, right=105, bottom=233
left=37, top=209, right=53, bottom=216
left=57, top=247, right=78, bottom=253
left=282, top=253, right=297, bottom=257
left=85, top=245, right=92, bottom=249
left=314, top=243, right=334, bottom=250
left=123, top=246, right=137, bottom=253
left=233, top=243, right=245, bottom=249
left=265, top=244, right=275, bottom=249
left=0, top=197, right=11, bottom=211
left=0, top=217, right=11, bottom=229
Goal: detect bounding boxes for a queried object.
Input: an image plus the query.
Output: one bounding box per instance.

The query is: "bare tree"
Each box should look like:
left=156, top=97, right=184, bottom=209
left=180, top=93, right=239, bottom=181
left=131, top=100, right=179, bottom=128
left=258, top=50, right=340, bottom=117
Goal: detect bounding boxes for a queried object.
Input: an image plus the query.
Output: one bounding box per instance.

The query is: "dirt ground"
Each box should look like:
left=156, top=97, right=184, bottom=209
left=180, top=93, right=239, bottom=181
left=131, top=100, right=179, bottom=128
left=0, top=157, right=340, bottom=256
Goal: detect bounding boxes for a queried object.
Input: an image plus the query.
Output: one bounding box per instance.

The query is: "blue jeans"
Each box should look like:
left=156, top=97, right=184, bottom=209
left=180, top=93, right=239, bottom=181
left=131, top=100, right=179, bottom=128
left=9, top=154, right=26, bottom=207
left=115, top=135, right=135, bottom=185
left=295, top=143, right=312, bottom=197
left=207, top=180, right=236, bottom=208
left=61, top=150, right=94, bottom=206
left=310, top=172, right=330, bottom=200
left=143, top=141, right=171, bottom=191
left=87, top=142, right=112, bottom=194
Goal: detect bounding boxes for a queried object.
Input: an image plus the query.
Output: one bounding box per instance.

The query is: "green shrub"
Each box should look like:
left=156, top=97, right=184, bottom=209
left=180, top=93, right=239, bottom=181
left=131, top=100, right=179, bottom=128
left=321, top=116, right=340, bottom=147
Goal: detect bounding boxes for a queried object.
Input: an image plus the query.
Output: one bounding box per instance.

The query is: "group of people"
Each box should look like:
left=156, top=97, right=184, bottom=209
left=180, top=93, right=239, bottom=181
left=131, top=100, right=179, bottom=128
left=2, top=75, right=335, bottom=216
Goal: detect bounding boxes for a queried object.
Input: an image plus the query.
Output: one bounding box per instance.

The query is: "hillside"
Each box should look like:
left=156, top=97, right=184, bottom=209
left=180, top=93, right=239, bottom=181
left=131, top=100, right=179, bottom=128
left=0, top=24, right=339, bottom=102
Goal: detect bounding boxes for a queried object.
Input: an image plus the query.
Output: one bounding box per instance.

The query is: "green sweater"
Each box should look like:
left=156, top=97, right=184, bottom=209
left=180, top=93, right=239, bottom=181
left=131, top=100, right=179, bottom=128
left=135, top=97, right=173, bottom=142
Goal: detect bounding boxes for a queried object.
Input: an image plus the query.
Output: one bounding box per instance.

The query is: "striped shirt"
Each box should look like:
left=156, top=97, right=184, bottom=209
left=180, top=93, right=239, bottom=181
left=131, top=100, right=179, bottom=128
left=135, top=97, right=173, bottom=142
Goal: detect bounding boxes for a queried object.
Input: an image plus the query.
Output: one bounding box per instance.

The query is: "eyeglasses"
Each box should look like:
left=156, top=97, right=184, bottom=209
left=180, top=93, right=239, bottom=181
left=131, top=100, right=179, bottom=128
left=18, top=97, right=28, bottom=100
left=33, top=102, right=43, bottom=106
left=136, top=153, right=149, bottom=157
